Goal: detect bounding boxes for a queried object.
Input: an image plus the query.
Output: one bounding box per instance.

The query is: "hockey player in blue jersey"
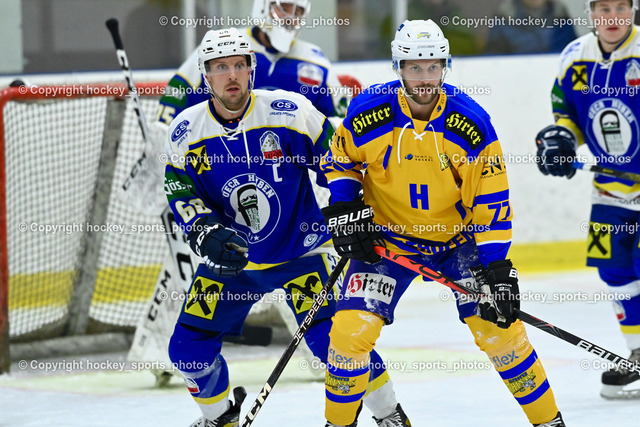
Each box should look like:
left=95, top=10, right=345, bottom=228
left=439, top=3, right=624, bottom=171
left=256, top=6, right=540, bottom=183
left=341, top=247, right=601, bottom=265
left=536, top=0, right=640, bottom=399
left=164, top=28, right=405, bottom=427
left=125, top=0, right=360, bottom=388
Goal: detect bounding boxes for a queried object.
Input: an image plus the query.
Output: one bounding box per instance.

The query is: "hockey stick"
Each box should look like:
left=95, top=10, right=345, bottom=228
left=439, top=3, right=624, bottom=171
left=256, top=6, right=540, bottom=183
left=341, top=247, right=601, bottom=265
left=374, top=246, right=640, bottom=374
left=241, top=256, right=348, bottom=427
left=573, top=161, right=640, bottom=184
left=105, top=19, right=203, bottom=378
left=105, top=18, right=149, bottom=190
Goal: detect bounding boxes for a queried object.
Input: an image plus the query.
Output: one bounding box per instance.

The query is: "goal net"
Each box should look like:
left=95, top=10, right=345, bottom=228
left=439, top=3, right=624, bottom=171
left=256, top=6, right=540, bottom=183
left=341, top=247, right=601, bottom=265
left=0, top=82, right=172, bottom=372
left=0, top=77, right=340, bottom=374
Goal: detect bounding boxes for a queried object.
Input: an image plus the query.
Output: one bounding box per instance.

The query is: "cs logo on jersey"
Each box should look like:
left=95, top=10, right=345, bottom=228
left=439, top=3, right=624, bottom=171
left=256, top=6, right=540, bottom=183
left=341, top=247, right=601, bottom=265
left=222, top=174, right=282, bottom=243
left=270, top=99, right=298, bottom=112
left=586, top=98, right=640, bottom=161
left=171, top=119, right=191, bottom=144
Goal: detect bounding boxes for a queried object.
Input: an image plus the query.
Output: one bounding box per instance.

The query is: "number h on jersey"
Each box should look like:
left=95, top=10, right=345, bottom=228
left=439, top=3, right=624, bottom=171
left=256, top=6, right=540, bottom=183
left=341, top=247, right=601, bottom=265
left=410, top=184, right=429, bottom=210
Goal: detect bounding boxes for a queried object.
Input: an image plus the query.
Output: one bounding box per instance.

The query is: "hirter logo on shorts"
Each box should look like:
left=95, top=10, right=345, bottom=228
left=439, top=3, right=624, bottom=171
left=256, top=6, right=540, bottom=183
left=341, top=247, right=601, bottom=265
left=346, top=273, right=396, bottom=304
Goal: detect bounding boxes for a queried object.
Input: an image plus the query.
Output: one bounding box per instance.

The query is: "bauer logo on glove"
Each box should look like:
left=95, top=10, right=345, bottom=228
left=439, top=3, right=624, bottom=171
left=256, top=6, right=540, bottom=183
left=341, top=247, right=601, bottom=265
left=321, top=200, right=383, bottom=264
left=325, top=205, right=374, bottom=229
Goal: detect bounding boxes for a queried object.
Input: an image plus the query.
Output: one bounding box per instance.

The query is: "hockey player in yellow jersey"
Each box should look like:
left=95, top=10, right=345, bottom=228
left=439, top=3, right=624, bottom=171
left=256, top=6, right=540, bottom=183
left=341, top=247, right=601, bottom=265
left=320, top=20, right=565, bottom=426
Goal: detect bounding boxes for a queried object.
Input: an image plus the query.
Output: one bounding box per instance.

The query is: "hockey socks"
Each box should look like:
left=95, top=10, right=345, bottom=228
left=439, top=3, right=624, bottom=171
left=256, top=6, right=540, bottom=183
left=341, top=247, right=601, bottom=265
left=325, top=358, right=370, bottom=425
left=465, top=316, right=559, bottom=425
left=325, top=310, right=385, bottom=425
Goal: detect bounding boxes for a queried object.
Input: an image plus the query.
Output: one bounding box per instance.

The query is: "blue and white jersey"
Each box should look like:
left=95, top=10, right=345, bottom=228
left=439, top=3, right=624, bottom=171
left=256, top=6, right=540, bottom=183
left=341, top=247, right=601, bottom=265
left=552, top=26, right=640, bottom=207
left=157, top=27, right=345, bottom=125
left=164, top=89, right=333, bottom=267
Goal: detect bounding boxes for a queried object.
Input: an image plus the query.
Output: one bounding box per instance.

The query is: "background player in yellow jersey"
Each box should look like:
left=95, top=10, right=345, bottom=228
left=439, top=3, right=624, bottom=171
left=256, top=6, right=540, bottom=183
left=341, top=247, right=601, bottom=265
left=320, top=20, right=565, bottom=427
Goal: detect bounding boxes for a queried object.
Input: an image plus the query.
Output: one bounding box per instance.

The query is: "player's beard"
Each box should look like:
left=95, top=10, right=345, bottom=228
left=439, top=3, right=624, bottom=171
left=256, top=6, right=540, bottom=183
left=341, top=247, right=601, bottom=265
left=404, top=81, right=441, bottom=105
left=214, top=83, right=250, bottom=113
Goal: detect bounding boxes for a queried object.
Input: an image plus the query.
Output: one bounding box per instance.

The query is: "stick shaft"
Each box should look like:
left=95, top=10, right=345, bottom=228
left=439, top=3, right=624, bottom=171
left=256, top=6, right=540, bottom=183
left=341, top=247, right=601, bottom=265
left=374, top=246, right=640, bottom=373
left=105, top=18, right=149, bottom=142
left=573, top=161, right=640, bottom=184
left=240, top=256, right=348, bottom=427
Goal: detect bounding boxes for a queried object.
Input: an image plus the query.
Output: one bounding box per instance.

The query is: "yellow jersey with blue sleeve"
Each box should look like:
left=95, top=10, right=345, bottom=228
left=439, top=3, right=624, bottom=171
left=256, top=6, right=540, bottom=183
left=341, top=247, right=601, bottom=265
left=321, top=80, right=512, bottom=266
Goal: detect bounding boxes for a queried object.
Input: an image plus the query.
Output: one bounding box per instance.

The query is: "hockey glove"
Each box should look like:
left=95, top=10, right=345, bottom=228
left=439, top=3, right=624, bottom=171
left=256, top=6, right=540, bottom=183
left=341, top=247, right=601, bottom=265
left=187, top=217, right=248, bottom=277
left=472, top=260, right=520, bottom=329
left=321, top=200, right=384, bottom=264
left=535, top=125, right=577, bottom=178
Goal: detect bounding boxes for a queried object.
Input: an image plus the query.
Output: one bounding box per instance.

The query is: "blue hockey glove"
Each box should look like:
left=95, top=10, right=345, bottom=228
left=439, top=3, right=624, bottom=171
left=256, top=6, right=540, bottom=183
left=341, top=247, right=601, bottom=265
left=535, top=125, right=577, bottom=178
left=187, top=217, right=248, bottom=277
left=321, top=199, right=384, bottom=264
left=472, top=260, right=520, bottom=329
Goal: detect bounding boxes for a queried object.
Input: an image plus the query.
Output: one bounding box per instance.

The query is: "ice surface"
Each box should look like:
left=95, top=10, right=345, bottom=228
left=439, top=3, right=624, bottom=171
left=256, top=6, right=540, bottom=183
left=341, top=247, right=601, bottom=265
left=1, top=270, right=638, bottom=426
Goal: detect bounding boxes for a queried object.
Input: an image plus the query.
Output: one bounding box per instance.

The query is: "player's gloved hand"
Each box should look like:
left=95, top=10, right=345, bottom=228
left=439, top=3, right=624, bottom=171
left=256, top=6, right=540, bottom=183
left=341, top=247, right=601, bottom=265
left=187, top=217, right=248, bottom=277
left=472, top=260, right=520, bottom=329
left=535, top=125, right=577, bottom=179
left=321, top=199, right=384, bottom=264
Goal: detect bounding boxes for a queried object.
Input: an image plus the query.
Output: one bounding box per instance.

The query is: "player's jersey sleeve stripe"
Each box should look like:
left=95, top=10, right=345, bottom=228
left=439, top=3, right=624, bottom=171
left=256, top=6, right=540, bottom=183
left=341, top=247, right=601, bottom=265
left=322, top=155, right=358, bottom=172
left=485, top=221, right=512, bottom=231
left=382, top=145, right=392, bottom=170
left=473, top=190, right=509, bottom=207
left=328, top=178, right=363, bottom=203
left=455, top=200, right=468, bottom=221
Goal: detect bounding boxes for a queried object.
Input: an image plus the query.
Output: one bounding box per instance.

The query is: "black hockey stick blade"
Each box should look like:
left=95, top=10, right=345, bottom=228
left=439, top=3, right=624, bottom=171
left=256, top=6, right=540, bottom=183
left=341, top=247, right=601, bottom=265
left=374, top=246, right=640, bottom=375
left=240, top=256, right=348, bottom=427
left=573, top=161, right=640, bottom=184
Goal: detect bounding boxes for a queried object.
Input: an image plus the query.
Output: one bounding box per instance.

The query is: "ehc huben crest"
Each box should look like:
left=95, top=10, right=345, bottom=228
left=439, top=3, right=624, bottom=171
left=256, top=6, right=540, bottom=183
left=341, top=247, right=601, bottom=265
left=222, top=173, right=282, bottom=243
left=587, top=97, right=640, bottom=162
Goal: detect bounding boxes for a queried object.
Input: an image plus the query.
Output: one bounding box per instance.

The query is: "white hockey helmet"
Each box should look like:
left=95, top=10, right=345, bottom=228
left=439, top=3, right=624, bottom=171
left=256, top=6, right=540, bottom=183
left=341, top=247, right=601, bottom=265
left=198, top=28, right=257, bottom=99
left=391, top=20, right=451, bottom=78
left=252, top=0, right=311, bottom=54
left=585, top=0, right=638, bottom=12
